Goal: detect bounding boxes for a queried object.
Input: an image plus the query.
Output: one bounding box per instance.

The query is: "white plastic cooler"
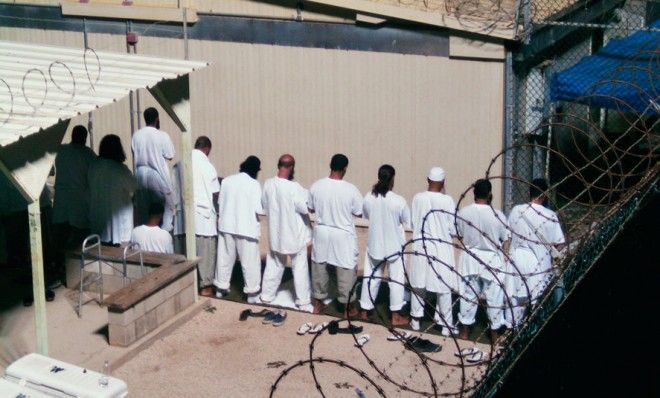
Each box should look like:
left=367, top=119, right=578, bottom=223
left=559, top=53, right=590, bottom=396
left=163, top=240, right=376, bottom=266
left=4, top=353, right=128, bottom=398
left=0, top=377, right=51, bottom=397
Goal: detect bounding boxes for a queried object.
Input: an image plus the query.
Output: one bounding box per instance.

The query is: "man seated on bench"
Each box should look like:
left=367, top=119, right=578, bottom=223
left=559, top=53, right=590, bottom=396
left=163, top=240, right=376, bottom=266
left=130, top=203, right=174, bottom=254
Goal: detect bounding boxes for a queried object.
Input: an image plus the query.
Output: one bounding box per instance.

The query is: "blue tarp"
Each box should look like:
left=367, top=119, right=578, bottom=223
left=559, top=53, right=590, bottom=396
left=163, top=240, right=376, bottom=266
left=550, top=20, right=660, bottom=114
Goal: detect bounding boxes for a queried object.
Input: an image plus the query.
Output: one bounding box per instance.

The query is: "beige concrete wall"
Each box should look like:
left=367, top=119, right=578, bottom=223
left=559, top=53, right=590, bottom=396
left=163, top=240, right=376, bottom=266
left=0, top=27, right=504, bottom=209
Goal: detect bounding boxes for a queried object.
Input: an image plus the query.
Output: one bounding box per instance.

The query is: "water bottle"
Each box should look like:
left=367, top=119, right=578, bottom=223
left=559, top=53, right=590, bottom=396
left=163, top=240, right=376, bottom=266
left=98, top=361, right=109, bottom=388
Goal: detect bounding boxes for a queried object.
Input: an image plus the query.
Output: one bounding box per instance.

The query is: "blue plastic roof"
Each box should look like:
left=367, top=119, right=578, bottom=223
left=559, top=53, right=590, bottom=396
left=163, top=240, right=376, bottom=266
left=550, top=20, right=660, bottom=114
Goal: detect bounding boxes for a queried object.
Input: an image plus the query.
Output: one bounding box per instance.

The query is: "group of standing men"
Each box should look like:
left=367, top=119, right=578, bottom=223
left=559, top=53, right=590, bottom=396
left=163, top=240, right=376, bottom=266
left=52, top=109, right=565, bottom=338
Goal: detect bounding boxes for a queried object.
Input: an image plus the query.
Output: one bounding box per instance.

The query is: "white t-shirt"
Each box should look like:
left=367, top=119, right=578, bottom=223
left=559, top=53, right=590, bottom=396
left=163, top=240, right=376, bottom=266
left=262, top=177, right=311, bottom=254
left=508, top=203, right=565, bottom=272
left=363, top=191, right=410, bottom=260
left=130, top=225, right=174, bottom=254
left=457, top=203, right=510, bottom=278
left=192, top=149, right=220, bottom=237
left=308, top=177, right=363, bottom=269
left=88, top=158, right=137, bottom=244
left=410, top=191, right=457, bottom=292
left=218, top=172, right=264, bottom=240
left=52, top=143, right=96, bottom=229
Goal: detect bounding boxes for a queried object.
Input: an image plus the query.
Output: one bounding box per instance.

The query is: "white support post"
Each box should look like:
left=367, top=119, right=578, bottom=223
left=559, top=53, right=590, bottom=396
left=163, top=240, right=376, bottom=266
left=149, top=75, right=198, bottom=301
left=181, top=129, right=198, bottom=300
left=28, top=199, right=49, bottom=355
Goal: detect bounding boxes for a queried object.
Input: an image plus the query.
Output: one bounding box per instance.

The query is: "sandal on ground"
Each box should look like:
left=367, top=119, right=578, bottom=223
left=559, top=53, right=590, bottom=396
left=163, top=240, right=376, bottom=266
left=466, top=350, right=485, bottom=363
left=297, top=322, right=313, bottom=335
left=309, top=322, right=329, bottom=334
left=328, top=320, right=364, bottom=335
left=405, top=337, right=442, bottom=353
left=454, top=347, right=479, bottom=357
left=387, top=331, right=413, bottom=341
left=355, top=334, right=370, bottom=347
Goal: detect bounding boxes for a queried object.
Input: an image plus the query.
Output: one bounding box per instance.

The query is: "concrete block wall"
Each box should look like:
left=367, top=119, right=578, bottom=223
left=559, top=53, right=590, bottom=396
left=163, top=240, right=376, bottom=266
left=108, top=270, right=196, bottom=347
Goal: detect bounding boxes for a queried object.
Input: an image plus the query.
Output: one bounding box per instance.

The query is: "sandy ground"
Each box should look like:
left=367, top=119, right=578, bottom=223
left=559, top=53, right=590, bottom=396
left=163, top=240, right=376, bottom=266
left=115, top=300, right=491, bottom=397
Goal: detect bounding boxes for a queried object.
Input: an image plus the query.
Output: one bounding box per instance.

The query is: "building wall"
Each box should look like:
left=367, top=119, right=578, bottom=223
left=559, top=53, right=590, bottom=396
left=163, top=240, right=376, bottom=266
left=0, top=26, right=504, bottom=209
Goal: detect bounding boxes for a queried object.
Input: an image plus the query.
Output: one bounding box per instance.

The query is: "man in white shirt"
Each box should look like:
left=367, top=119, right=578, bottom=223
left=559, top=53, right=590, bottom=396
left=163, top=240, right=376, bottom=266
left=214, top=156, right=264, bottom=303
left=456, top=179, right=510, bottom=342
left=308, top=154, right=363, bottom=317
left=506, top=178, right=565, bottom=328
left=132, top=107, right=176, bottom=232
left=409, top=167, right=459, bottom=336
left=130, top=202, right=174, bottom=254
left=260, top=154, right=313, bottom=312
left=358, top=165, right=411, bottom=326
left=173, top=136, right=222, bottom=297
left=52, top=125, right=96, bottom=276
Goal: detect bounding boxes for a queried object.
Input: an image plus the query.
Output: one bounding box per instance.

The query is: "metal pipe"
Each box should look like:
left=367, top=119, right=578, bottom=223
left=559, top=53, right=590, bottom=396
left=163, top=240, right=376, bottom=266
left=84, top=17, right=94, bottom=149
left=503, top=49, right=515, bottom=212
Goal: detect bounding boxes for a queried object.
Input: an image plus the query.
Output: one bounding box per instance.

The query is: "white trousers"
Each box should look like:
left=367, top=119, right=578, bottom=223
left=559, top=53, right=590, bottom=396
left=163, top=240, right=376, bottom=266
left=214, top=232, right=261, bottom=294
left=359, top=254, right=405, bottom=311
left=260, top=248, right=311, bottom=306
left=410, top=290, right=454, bottom=328
left=459, top=275, right=507, bottom=330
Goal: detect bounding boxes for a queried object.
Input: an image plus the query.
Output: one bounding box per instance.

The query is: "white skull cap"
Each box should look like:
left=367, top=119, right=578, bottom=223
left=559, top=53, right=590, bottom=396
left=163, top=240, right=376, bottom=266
left=428, top=167, right=446, bottom=182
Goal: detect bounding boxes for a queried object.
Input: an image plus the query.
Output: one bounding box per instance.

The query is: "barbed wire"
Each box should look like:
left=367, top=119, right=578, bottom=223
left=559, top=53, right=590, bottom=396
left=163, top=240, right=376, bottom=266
left=269, top=21, right=657, bottom=394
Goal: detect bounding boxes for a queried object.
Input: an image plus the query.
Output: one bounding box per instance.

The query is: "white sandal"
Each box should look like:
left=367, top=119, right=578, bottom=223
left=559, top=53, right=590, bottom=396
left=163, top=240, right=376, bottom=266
left=309, top=322, right=329, bottom=334
left=387, top=331, right=413, bottom=341
left=454, top=347, right=479, bottom=357
left=355, top=334, right=370, bottom=347
left=297, top=322, right=313, bottom=335
left=466, top=350, right=485, bottom=363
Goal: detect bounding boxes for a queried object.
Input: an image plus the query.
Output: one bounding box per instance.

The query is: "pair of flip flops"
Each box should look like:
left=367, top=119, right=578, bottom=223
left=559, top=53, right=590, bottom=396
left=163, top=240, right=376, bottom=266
left=297, top=322, right=329, bottom=335
left=454, top=347, right=485, bottom=363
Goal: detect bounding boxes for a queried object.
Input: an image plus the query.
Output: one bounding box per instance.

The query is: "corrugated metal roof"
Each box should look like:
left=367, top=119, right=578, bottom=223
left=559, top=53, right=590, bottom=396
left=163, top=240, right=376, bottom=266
left=0, top=39, right=208, bottom=147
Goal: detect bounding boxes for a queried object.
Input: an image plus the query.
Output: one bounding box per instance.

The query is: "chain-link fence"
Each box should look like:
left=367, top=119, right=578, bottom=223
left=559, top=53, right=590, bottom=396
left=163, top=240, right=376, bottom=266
left=507, top=0, right=658, bottom=208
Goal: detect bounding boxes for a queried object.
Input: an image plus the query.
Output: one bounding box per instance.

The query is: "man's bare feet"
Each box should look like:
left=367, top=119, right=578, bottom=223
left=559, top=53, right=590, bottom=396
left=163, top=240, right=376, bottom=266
left=391, top=312, right=410, bottom=326
left=459, top=325, right=470, bottom=340
left=312, top=299, right=327, bottom=314
left=490, top=329, right=500, bottom=344
left=199, top=287, right=214, bottom=297
left=344, top=303, right=359, bottom=319
left=358, top=310, right=370, bottom=321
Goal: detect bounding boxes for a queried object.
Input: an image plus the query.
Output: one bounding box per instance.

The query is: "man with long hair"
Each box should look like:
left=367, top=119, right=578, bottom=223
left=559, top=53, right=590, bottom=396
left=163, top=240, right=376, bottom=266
left=88, top=134, right=137, bottom=245
left=358, top=164, right=411, bottom=326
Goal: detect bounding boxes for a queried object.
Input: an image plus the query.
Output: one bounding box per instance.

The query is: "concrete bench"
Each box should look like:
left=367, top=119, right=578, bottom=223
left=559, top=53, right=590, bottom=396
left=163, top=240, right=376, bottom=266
left=66, top=246, right=187, bottom=295
left=104, top=257, right=200, bottom=347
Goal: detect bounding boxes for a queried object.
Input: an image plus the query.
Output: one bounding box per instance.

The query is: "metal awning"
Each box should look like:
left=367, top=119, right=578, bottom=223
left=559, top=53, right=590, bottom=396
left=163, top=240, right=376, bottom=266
left=0, top=39, right=206, bottom=356
left=0, top=40, right=206, bottom=145
left=0, top=39, right=207, bottom=201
